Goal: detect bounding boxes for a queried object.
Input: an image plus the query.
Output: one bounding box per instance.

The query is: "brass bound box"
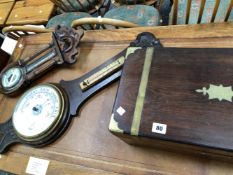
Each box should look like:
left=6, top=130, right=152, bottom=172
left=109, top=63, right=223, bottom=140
left=109, top=47, right=233, bottom=157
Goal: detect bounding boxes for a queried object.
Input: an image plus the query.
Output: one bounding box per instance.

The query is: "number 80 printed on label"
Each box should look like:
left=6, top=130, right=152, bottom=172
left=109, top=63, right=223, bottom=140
left=152, top=122, right=167, bottom=134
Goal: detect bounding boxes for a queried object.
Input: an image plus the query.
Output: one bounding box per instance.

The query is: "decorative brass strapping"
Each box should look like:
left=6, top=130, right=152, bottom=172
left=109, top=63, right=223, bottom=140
left=131, top=47, right=154, bottom=136
left=125, top=47, right=141, bottom=58
left=109, top=114, right=123, bottom=133
left=196, top=84, right=233, bottom=102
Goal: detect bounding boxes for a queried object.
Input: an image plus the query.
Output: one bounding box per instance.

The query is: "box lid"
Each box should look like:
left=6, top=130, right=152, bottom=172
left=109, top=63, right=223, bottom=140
left=109, top=47, right=233, bottom=152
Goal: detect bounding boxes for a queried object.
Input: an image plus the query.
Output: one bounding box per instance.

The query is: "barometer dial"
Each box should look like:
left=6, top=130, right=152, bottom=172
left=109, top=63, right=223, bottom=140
left=12, top=84, right=65, bottom=140
left=1, top=67, right=22, bottom=89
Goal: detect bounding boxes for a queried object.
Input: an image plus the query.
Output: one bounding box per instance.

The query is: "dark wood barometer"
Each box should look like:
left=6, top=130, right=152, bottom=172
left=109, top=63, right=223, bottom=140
left=0, top=25, right=83, bottom=96
left=0, top=32, right=161, bottom=153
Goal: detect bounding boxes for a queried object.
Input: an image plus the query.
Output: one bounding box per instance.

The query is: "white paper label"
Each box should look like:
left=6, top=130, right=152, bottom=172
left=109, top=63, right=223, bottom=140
left=26, top=157, right=50, bottom=175
left=152, top=122, right=167, bottom=134
left=1, top=36, right=17, bottom=55
left=116, top=106, right=126, bottom=116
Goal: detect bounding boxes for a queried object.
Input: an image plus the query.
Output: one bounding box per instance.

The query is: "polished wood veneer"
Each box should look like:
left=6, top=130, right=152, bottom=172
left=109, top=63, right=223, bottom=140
left=111, top=47, right=233, bottom=157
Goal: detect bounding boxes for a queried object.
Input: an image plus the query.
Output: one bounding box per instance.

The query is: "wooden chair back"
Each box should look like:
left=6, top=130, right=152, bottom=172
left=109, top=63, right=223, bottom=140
left=71, top=17, right=139, bottom=30
left=113, top=0, right=156, bottom=5
left=2, top=26, right=53, bottom=40
left=46, top=12, right=92, bottom=29
left=50, top=0, right=110, bottom=15
left=162, top=0, right=233, bottom=25
left=104, top=5, right=161, bottom=26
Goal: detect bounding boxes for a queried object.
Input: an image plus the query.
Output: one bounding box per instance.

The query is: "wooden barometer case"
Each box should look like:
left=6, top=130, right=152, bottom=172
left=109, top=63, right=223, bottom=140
left=0, top=32, right=160, bottom=153
left=0, top=25, right=84, bottom=96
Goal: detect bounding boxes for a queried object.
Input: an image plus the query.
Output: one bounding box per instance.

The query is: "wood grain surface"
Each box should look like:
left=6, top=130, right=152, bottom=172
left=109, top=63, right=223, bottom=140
left=0, top=0, right=14, bottom=2
left=6, top=0, right=54, bottom=25
left=2, top=23, right=233, bottom=175
left=0, top=1, right=14, bottom=27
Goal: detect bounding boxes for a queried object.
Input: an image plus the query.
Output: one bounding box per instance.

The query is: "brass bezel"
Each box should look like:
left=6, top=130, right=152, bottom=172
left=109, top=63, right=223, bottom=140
left=12, top=83, right=67, bottom=142
left=0, top=66, right=25, bottom=94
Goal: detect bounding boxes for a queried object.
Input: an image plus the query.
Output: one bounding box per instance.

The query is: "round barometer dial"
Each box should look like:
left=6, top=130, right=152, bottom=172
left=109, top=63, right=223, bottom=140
left=1, top=67, right=22, bottom=89
left=12, top=84, right=67, bottom=142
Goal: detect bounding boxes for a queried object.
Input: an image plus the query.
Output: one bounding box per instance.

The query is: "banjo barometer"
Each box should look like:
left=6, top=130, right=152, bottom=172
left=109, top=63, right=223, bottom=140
left=0, top=32, right=161, bottom=153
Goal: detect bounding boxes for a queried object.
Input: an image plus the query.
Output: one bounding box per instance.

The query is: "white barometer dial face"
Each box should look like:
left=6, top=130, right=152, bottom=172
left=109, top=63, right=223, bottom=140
left=1, top=67, right=22, bottom=89
left=12, top=84, right=63, bottom=138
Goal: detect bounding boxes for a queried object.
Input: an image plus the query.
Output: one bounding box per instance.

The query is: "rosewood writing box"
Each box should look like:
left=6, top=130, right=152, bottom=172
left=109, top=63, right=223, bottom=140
left=109, top=47, right=233, bottom=157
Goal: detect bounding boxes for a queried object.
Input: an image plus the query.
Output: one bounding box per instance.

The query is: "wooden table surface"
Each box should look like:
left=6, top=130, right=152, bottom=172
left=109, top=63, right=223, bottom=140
left=5, top=0, right=54, bottom=26
left=0, top=0, right=15, bottom=27
left=1, top=23, right=233, bottom=175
